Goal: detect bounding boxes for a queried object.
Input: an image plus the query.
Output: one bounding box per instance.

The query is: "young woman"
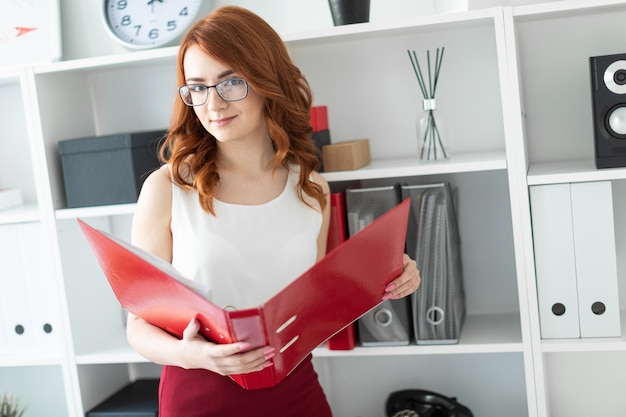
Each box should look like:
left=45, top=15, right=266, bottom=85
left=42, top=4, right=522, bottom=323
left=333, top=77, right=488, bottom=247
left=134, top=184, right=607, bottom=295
left=127, top=6, right=421, bottom=416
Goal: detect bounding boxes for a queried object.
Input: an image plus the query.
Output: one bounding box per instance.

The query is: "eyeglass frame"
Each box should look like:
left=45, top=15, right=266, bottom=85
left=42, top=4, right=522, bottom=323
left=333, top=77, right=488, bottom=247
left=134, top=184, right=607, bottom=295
left=178, top=77, right=249, bottom=106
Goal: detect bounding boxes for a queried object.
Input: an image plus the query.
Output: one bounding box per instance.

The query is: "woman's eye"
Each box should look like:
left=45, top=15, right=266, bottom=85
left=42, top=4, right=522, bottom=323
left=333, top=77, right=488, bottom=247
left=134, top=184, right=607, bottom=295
left=225, top=78, right=244, bottom=87
left=190, top=85, right=206, bottom=93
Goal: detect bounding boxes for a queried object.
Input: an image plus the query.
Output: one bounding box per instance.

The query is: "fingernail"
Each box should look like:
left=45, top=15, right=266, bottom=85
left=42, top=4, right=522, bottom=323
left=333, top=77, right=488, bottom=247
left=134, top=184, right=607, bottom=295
left=239, top=342, right=251, bottom=351
left=265, top=352, right=276, bottom=360
left=264, top=362, right=275, bottom=369
left=382, top=293, right=392, bottom=301
left=385, top=283, right=395, bottom=292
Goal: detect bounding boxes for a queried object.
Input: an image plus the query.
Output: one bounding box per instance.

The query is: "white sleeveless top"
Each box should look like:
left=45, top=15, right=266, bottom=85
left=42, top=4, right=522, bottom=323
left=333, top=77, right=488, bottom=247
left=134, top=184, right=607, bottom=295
left=170, top=165, right=322, bottom=310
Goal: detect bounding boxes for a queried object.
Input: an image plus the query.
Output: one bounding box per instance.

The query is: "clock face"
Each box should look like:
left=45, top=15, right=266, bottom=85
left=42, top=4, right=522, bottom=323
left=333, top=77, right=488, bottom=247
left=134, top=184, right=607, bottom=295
left=104, top=0, right=204, bottom=49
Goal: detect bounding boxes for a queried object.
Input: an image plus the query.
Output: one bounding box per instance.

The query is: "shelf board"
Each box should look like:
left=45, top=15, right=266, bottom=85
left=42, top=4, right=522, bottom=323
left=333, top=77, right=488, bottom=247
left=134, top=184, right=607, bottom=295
left=314, top=313, right=523, bottom=357
left=75, top=332, right=147, bottom=365
left=283, top=7, right=497, bottom=46
left=527, top=159, right=626, bottom=185
left=0, top=203, right=41, bottom=224
left=33, top=46, right=179, bottom=74
left=0, top=351, right=63, bottom=367
left=541, top=311, right=626, bottom=353
left=321, top=151, right=507, bottom=182
left=513, top=0, right=626, bottom=18
left=54, top=152, right=506, bottom=219
left=75, top=313, right=521, bottom=365
left=55, top=203, right=135, bottom=220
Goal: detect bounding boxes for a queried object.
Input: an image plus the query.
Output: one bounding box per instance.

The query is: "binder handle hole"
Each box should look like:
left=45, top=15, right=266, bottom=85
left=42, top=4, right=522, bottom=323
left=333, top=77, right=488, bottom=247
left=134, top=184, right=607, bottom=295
left=551, top=303, right=566, bottom=316
left=591, top=302, right=606, bottom=315
left=14, top=324, right=24, bottom=335
left=43, top=323, right=53, bottom=334
left=374, top=309, right=393, bottom=327
left=426, top=306, right=445, bottom=326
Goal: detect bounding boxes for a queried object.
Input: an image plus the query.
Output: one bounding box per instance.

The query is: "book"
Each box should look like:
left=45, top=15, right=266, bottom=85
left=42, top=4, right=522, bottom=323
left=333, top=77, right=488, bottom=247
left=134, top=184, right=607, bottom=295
left=78, top=198, right=410, bottom=390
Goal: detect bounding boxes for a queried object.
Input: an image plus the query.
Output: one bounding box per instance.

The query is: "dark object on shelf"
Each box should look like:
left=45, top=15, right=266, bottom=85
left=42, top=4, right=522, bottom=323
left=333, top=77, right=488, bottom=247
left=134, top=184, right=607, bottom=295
left=386, top=389, right=474, bottom=417
left=86, top=379, right=159, bottom=417
left=312, top=130, right=332, bottom=172
left=402, top=183, right=465, bottom=345
left=328, top=0, right=370, bottom=26
left=58, top=130, right=165, bottom=207
left=346, top=184, right=412, bottom=346
left=310, top=105, right=331, bottom=172
left=589, top=53, right=626, bottom=169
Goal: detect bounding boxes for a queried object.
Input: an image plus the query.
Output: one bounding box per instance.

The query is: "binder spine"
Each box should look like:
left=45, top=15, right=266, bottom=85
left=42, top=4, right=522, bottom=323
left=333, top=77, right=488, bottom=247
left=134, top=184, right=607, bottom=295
left=227, top=308, right=277, bottom=390
left=326, top=190, right=357, bottom=350
left=402, top=183, right=465, bottom=345
left=346, top=184, right=412, bottom=346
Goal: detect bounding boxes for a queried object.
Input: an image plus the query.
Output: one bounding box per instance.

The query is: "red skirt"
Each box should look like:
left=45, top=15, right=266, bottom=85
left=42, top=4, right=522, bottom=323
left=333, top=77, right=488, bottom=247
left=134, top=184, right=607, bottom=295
left=158, top=355, right=332, bottom=417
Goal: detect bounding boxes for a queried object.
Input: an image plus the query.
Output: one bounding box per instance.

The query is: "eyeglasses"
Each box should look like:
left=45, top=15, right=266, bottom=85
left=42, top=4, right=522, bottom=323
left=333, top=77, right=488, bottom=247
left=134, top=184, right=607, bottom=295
left=178, top=77, right=249, bottom=106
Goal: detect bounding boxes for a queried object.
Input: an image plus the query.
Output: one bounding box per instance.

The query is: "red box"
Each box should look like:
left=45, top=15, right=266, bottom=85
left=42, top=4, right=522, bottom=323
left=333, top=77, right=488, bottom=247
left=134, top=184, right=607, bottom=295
left=310, top=106, right=329, bottom=132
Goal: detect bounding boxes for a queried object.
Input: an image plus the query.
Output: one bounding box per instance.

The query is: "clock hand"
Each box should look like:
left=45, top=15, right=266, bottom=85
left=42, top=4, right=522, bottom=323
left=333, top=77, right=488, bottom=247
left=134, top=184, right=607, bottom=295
left=147, top=0, right=164, bottom=13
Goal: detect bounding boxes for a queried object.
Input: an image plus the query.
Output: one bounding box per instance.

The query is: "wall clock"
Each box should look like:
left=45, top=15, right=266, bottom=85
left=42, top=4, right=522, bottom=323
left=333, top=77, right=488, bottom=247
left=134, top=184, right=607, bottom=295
left=103, top=0, right=207, bottom=50
left=0, top=0, right=62, bottom=66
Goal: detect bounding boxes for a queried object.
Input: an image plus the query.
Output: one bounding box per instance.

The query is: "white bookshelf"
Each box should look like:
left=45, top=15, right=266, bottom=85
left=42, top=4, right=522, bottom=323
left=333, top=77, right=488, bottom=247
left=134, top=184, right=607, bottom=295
left=2, top=1, right=626, bottom=416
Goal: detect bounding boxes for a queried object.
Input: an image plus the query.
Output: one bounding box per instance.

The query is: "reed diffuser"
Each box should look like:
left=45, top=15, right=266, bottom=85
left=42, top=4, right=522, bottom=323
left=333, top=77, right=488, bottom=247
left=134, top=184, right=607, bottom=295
left=408, top=47, right=448, bottom=160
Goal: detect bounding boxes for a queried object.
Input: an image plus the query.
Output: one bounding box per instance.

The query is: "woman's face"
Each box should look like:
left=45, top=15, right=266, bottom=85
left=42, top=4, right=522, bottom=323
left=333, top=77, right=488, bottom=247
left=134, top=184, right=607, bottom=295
left=182, top=44, right=268, bottom=144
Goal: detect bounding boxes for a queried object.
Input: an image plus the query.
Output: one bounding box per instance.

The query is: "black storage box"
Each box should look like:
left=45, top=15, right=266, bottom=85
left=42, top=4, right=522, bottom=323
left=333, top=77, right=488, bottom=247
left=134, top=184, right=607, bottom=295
left=86, top=379, right=159, bottom=417
left=58, top=130, right=165, bottom=208
left=312, top=129, right=331, bottom=172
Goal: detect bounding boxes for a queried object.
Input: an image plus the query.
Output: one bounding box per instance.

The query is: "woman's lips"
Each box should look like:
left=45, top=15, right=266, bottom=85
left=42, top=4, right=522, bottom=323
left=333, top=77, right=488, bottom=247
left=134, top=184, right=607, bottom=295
left=211, top=115, right=235, bottom=127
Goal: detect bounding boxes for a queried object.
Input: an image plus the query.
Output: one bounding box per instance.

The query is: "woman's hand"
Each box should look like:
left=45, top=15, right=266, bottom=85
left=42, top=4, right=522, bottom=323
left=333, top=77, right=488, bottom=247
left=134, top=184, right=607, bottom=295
left=179, top=318, right=276, bottom=376
left=382, top=254, right=421, bottom=301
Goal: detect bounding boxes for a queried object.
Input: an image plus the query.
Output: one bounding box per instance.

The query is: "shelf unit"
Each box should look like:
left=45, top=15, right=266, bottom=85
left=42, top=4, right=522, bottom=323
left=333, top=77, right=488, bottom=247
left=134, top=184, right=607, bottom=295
left=2, top=1, right=626, bottom=416
left=503, top=1, right=626, bottom=417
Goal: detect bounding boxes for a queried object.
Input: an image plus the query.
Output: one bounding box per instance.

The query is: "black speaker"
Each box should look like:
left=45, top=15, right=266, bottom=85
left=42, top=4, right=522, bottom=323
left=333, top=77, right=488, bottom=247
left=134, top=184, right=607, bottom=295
left=590, top=53, right=626, bottom=168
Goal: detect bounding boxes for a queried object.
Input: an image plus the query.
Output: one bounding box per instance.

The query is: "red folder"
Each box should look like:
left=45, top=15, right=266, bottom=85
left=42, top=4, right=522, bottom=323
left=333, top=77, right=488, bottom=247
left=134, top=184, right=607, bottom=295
left=78, top=198, right=410, bottom=390
left=325, top=190, right=357, bottom=350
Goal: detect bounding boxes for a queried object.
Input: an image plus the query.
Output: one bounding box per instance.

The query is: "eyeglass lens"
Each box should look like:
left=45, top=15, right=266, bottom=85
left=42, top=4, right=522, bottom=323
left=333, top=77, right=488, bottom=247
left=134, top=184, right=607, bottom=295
left=179, top=78, right=248, bottom=106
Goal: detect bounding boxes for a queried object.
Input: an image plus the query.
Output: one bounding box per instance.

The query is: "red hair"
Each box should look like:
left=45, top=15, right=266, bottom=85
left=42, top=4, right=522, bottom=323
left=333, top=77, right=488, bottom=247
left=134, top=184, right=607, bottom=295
left=161, top=6, right=324, bottom=215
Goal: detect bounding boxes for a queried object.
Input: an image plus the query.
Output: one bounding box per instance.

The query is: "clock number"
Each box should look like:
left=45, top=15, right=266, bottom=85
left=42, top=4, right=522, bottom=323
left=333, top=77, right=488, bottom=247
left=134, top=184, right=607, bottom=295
left=115, top=0, right=128, bottom=10
left=149, top=28, right=159, bottom=40
left=179, top=6, right=189, bottom=16
left=167, top=20, right=177, bottom=32
left=121, top=15, right=132, bottom=26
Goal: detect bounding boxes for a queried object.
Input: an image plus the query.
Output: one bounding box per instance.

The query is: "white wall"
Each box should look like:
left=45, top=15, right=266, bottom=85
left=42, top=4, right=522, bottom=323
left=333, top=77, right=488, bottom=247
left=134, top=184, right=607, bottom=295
left=59, top=0, right=468, bottom=60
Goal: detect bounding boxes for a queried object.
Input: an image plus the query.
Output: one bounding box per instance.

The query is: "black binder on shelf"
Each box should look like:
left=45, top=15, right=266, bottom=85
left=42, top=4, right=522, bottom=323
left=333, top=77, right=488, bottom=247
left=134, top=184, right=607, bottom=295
left=345, top=184, right=412, bottom=346
left=402, top=183, right=465, bottom=344
left=86, top=379, right=159, bottom=417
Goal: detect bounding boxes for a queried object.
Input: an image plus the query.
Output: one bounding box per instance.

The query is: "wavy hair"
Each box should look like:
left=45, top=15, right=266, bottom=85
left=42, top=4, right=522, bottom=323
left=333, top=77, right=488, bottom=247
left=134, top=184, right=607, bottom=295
left=161, top=6, right=325, bottom=215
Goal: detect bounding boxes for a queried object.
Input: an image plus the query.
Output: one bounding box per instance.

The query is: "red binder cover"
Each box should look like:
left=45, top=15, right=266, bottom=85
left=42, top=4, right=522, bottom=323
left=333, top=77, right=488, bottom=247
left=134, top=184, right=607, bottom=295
left=78, top=198, right=410, bottom=390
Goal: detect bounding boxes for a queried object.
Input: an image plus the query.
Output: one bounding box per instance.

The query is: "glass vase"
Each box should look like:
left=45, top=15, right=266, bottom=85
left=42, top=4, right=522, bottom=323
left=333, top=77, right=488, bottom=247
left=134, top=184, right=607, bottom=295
left=417, top=98, right=449, bottom=161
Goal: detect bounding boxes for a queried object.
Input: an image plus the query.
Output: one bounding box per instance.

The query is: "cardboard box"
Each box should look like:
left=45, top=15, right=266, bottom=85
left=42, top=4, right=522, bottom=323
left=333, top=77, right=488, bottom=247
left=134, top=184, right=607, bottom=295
left=322, top=139, right=371, bottom=172
left=58, top=130, right=165, bottom=208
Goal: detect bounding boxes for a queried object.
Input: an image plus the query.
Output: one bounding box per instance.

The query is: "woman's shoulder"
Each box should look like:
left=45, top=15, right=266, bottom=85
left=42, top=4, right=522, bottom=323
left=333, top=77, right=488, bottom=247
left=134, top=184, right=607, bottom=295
left=143, top=164, right=172, bottom=190
left=136, top=165, right=172, bottom=208
left=288, top=163, right=329, bottom=191
left=309, top=170, right=329, bottom=194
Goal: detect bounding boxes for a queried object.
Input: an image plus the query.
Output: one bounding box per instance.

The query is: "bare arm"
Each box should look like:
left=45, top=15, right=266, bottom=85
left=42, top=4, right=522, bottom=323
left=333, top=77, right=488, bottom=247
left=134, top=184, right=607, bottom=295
left=126, top=167, right=274, bottom=375
left=311, top=171, right=331, bottom=262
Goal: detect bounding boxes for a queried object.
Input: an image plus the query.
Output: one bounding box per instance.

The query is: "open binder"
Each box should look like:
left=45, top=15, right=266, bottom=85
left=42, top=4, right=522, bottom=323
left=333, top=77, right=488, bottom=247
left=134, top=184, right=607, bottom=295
left=78, top=198, right=410, bottom=390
